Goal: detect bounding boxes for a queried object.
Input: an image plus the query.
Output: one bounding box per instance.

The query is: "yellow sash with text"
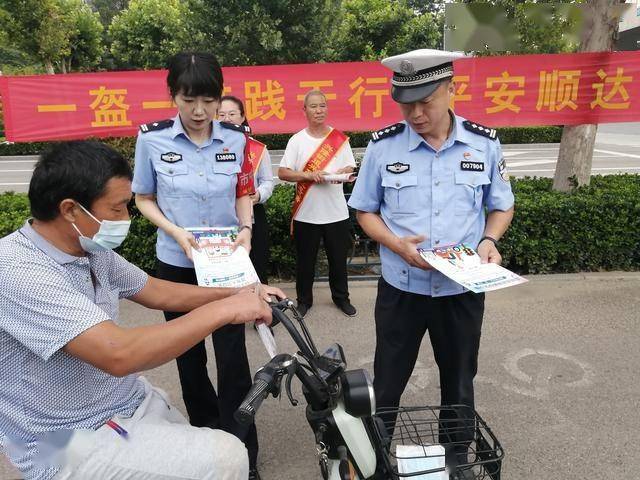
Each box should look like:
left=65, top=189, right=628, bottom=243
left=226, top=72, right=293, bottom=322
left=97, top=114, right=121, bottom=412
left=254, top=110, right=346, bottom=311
left=290, top=128, right=349, bottom=234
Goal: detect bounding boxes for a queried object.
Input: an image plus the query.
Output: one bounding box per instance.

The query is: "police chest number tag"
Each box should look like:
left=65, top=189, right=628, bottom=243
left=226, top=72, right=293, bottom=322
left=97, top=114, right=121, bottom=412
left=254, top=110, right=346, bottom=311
left=215, top=152, right=237, bottom=162
left=160, top=152, right=182, bottom=163
left=460, top=161, right=485, bottom=172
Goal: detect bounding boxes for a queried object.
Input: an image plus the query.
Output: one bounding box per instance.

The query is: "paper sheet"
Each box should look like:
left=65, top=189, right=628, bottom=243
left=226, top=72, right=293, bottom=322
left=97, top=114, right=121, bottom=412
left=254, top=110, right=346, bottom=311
left=419, top=243, right=528, bottom=293
left=396, top=444, right=447, bottom=479
left=322, top=173, right=355, bottom=183
left=187, top=227, right=259, bottom=288
left=256, top=323, right=278, bottom=359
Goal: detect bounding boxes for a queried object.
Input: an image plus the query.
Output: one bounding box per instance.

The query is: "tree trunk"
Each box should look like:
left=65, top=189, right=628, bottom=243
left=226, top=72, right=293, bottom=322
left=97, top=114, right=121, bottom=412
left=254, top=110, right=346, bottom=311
left=552, top=0, right=623, bottom=192
left=44, top=59, right=55, bottom=74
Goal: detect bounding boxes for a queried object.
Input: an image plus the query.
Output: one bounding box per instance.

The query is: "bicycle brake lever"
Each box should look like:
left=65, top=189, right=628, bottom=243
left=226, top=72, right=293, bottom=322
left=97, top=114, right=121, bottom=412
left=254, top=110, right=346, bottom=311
left=285, top=370, right=298, bottom=406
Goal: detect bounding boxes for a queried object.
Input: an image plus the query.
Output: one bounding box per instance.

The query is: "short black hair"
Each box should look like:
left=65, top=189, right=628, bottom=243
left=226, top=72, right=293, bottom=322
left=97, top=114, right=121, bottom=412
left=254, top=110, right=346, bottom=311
left=220, top=95, right=250, bottom=128
left=29, top=141, right=132, bottom=221
left=167, top=52, right=224, bottom=99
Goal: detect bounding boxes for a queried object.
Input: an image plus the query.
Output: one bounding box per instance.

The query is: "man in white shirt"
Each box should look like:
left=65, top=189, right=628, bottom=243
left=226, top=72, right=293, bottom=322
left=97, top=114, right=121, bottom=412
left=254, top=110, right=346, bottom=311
left=278, top=90, right=357, bottom=317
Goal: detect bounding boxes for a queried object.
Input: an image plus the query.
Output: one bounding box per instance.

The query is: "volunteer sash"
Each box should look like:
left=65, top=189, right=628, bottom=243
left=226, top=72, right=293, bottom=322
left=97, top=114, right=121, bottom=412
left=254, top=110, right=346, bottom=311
left=290, top=128, right=349, bottom=234
left=236, top=134, right=258, bottom=198
left=246, top=137, right=267, bottom=175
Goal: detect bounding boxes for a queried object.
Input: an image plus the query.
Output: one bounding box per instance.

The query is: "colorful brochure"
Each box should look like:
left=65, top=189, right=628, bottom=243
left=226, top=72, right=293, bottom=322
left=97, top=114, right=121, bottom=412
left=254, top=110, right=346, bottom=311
left=419, top=243, right=527, bottom=293
left=186, top=227, right=259, bottom=288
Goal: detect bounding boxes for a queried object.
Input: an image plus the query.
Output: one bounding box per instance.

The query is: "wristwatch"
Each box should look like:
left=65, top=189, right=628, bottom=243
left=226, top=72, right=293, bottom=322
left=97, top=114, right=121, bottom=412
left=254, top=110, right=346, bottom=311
left=479, top=235, right=498, bottom=247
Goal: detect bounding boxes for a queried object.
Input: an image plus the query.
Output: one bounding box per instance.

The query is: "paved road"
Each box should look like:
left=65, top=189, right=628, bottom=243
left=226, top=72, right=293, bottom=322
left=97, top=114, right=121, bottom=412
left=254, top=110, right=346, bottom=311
left=1, top=124, right=639, bottom=193
left=2, top=273, right=639, bottom=479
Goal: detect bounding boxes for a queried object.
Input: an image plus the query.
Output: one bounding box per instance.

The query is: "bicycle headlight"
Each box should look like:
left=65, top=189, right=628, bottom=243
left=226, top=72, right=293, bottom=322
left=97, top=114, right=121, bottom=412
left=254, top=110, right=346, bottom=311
left=341, top=369, right=376, bottom=418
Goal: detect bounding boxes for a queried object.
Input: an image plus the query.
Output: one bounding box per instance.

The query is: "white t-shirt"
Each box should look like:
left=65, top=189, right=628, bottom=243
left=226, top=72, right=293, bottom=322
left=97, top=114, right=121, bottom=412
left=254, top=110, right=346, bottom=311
left=280, top=128, right=357, bottom=224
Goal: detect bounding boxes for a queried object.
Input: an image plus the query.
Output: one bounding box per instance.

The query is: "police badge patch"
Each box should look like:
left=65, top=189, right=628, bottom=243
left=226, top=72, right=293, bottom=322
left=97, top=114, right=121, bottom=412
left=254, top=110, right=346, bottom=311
left=386, top=162, right=410, bottom=174
left=498, top=157, right=509, bottom=181
left=160, top=152, right=182, bottom=163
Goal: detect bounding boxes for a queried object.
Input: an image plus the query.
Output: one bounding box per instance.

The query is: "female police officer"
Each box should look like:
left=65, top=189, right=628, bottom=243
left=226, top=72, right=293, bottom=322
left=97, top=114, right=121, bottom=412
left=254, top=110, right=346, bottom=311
left=132, top=52, right=261, bottom=479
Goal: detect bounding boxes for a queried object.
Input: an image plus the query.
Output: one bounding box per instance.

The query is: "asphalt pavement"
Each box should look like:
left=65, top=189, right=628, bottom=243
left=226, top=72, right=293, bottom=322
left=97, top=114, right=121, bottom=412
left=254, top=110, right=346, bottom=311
left=2, top=273, right=639, bottom=479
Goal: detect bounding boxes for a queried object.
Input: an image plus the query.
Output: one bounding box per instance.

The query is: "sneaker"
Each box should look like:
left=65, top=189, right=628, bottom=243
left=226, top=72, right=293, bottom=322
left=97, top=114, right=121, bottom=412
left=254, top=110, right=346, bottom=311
left=336, top=301, right=357, bottom=317
left=249, top=468, right=261, bottom=480
left=296, top=303, right=310, bottom=318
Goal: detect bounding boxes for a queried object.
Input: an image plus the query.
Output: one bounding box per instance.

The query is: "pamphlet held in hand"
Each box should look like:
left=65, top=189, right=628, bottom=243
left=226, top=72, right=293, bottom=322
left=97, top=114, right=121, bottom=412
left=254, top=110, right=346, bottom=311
left=187, top=227, right=259, bottom=288
left=419, top=243, right=527, bottom=293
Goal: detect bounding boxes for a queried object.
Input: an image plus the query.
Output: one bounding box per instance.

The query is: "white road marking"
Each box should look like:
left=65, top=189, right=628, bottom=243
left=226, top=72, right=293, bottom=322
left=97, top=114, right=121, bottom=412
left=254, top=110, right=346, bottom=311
left=594, top=148, right=640, bottom=159
left=508, top=160, right=557, bottom=167
left=0, top=160, right=38, bottom=163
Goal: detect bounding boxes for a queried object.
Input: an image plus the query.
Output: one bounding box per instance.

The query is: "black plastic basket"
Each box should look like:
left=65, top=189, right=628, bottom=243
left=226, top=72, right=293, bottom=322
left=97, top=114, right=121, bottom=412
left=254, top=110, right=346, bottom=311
left=372, top=405, right=503, bottom=480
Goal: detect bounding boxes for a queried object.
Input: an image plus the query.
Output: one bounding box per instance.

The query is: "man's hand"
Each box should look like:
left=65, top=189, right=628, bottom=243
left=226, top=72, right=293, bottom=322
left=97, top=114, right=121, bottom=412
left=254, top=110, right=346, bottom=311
left=250, top=191, right=261, bottom=205
left=305, top=171, right=327, bottom=183
left=260, top=284, right=286, bottom=302
left=478, top=239, right=502, bottom=264
left=233, top=227, right=252, bottom=253
left=171, top=227, right=198, bottom=260
left=223, top=291, right=272, bottom=325
left=393, top=235, right=432, bottom=270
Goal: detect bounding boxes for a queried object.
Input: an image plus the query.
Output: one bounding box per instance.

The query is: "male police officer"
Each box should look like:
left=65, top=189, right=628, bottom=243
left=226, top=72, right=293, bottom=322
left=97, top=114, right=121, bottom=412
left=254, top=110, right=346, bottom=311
left=348, top=49, right=514, bottom=472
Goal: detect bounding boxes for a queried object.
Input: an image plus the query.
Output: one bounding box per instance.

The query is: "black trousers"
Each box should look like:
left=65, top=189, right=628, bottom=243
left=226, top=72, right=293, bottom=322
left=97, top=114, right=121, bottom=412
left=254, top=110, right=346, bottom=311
left=156, top=260, right=259, bottom=468
left=250, top=203, right=270, bottom=284
left=373, top=278, right=484, bottom=449
left=293, top=219, right=350, bottom=307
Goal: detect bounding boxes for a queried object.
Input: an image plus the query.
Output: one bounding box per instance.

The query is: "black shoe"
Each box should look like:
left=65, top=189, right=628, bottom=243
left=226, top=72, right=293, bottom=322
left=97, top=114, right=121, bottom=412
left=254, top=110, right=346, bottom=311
left=296, top=303, right=310, bottom=318
left=336, top=301, right=357, bottom=317
left=249, top=468, right=261, bottom=480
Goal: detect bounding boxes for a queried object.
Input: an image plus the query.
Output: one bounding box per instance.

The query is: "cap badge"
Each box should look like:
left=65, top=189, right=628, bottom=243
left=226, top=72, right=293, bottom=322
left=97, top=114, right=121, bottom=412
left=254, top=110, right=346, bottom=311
left=399, top=60, right=415, bottom=76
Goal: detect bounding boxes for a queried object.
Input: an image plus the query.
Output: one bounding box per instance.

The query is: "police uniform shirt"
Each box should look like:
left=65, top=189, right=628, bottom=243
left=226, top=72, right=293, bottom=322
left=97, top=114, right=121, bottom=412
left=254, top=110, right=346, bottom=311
left=132, top=115, right=248, bottom=268
left=348, top=115, right=514, bottom=297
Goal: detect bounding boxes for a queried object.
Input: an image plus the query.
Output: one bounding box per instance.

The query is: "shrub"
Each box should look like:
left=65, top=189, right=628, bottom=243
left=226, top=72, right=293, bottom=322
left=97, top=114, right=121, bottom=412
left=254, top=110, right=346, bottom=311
left=2, top=175, right=637, bottom=278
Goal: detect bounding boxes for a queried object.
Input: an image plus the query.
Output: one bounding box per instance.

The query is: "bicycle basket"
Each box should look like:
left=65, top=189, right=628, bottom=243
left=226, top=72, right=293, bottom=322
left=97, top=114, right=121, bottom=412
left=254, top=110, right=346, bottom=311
left=372, top=405, right=504, bottom=480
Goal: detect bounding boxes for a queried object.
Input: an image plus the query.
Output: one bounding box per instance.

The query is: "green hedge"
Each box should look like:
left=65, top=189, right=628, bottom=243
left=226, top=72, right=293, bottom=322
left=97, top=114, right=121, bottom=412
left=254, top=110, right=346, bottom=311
left=0, top=126, right=562, bottom=156
left=2, top=175, right=638, bottom=278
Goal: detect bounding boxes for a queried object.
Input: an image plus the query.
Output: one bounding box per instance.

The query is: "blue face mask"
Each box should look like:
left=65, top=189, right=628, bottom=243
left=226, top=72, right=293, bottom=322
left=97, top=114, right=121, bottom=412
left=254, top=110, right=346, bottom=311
left=72, top=203, right=131, bottom=252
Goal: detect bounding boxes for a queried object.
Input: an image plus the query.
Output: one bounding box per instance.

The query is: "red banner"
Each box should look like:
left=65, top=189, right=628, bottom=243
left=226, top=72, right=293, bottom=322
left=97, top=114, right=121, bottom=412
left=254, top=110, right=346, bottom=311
left=0, top=51, right=638, bottom=142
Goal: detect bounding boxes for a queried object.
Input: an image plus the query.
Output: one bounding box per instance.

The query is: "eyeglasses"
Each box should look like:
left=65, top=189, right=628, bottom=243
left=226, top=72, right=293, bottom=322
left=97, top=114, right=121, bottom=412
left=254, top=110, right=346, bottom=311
left=218, top=110, right=241, bottom=120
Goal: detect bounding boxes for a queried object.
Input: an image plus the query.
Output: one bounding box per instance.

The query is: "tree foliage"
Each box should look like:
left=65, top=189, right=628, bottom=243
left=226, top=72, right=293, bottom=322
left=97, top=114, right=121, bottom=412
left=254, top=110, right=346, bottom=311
left=186, top=0, right=342, bottom=66
left=326, top=0, right=441, bottom=61
left=108, top=0, right=196, bottom=69
left=0, top=0, right=102, bottom=73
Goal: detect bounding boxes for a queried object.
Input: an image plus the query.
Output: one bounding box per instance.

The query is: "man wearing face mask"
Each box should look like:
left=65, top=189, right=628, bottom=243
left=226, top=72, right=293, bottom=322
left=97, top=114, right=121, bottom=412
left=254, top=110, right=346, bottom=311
left=0, top=141, right=285, bottom=480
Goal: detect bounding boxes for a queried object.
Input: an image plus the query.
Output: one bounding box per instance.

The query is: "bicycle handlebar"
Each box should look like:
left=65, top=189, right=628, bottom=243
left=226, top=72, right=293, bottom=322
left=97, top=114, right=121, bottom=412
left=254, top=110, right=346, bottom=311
left=234, top=378, right=270, bottom=426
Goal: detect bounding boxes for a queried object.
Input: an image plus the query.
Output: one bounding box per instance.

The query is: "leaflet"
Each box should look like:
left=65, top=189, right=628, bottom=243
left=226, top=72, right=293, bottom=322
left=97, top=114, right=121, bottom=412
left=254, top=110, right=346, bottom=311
left=396, top=444, right=447, bottom=479
left=322, top=173, right=356, bottom=183
left=419, top=243, right=527, bottom=293
left=187, top=227, right=259, bottom=288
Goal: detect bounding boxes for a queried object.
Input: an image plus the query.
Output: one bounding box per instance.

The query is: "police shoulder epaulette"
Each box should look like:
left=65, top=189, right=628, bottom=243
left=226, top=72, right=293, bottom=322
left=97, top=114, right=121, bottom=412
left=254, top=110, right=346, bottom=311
left=463, top=120, right=498, bottom=140
left=139, top=119, right=174, bottom=133
left=371, top=123, right=405, bottom=142
left=219, top=121, right=251, bottom=134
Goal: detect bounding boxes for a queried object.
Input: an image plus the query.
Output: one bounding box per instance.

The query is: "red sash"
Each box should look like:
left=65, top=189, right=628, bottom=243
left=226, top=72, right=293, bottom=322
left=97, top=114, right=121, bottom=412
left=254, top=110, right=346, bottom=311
left=246, top=137, right=267, bottom=175
left=290, top=128, right=349, bottom=234
left=236, top=134, right=258, bottom=198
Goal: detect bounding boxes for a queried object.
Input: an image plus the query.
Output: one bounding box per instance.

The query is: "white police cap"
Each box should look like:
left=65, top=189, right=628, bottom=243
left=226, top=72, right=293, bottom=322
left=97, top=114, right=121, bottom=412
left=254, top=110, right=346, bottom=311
left=382, top=49, right=466, bottom=104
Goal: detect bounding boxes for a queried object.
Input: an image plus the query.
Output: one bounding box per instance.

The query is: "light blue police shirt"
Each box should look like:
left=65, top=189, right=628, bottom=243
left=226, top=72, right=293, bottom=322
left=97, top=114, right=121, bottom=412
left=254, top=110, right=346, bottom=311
left=132, top=115, right=248, bottom=268
left=348, top=114, right=514, bottom=297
